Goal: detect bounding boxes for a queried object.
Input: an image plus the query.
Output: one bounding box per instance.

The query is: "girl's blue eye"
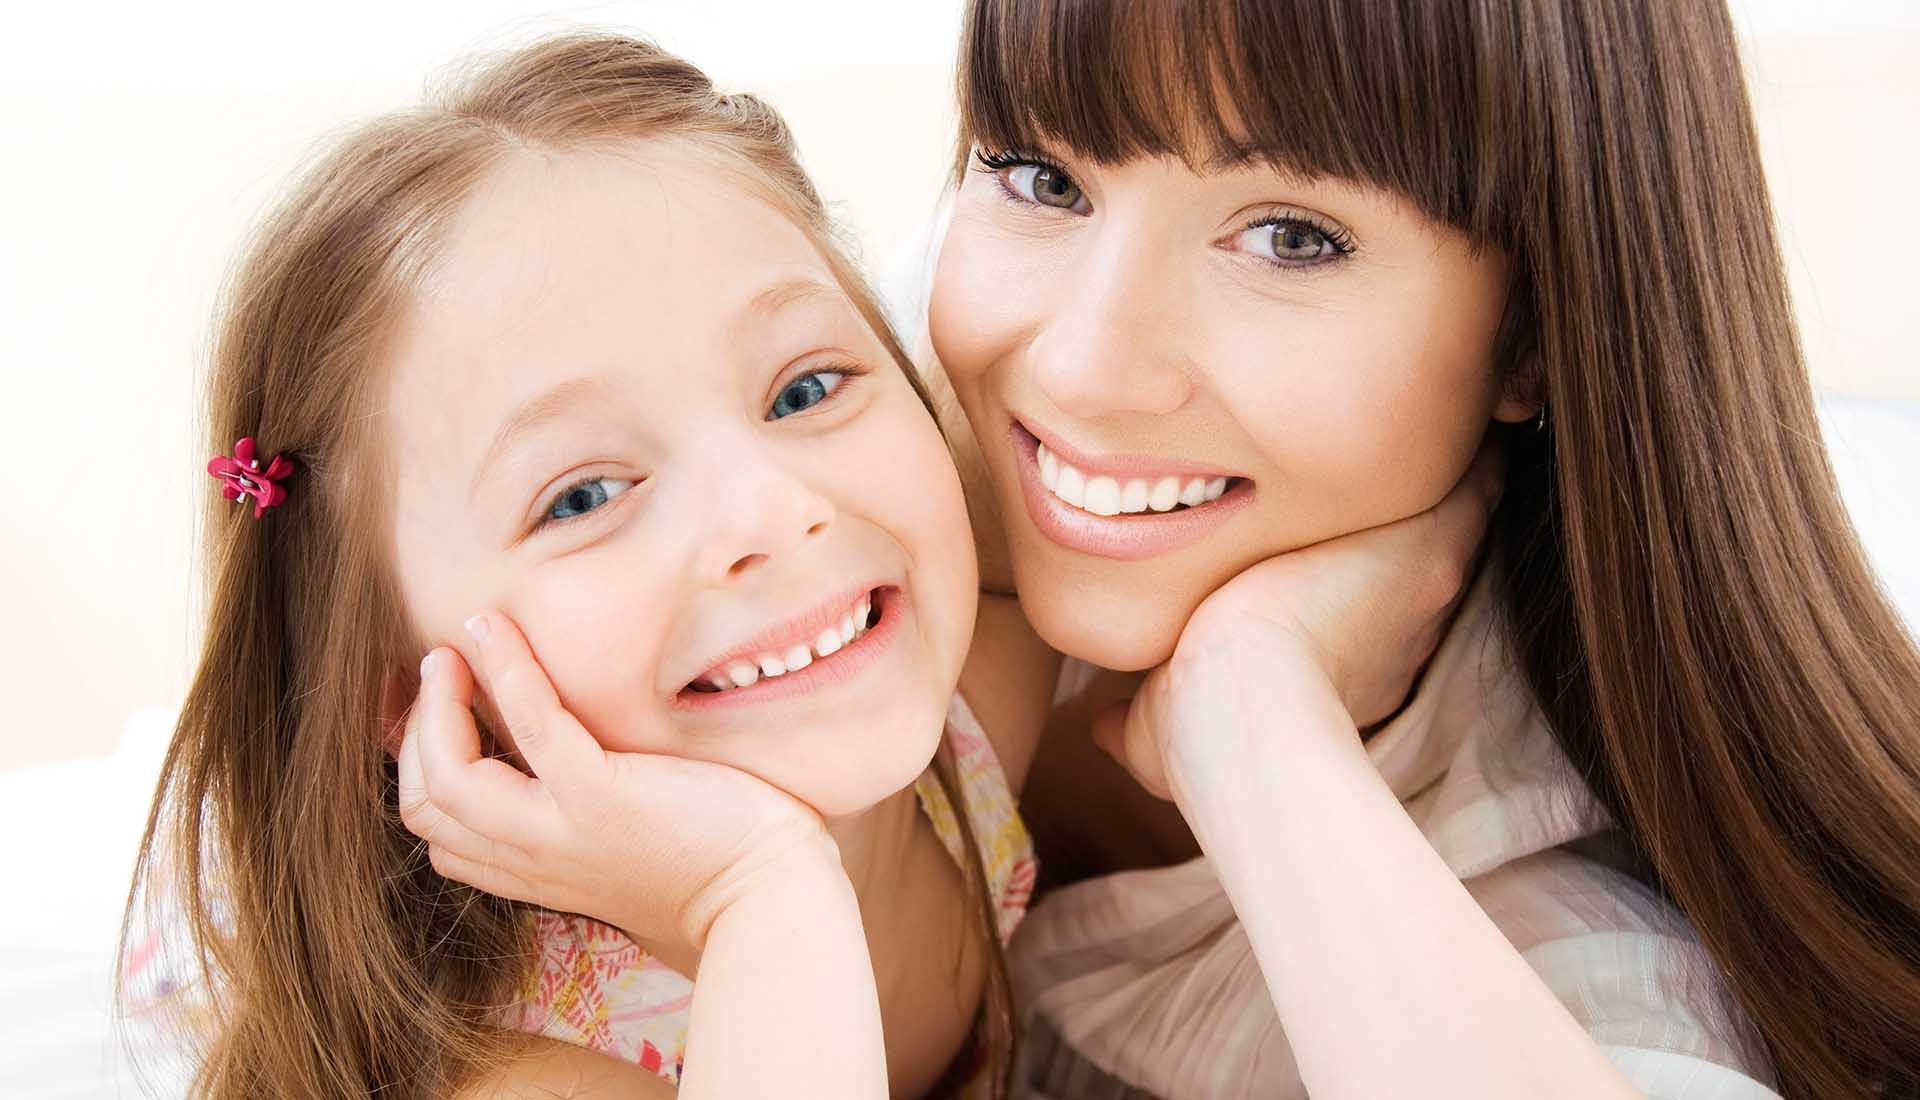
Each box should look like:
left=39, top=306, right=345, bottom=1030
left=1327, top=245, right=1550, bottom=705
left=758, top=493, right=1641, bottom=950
left=545, top=476, right=634, bottom=523
left=767, top=370, right=847, bottom=420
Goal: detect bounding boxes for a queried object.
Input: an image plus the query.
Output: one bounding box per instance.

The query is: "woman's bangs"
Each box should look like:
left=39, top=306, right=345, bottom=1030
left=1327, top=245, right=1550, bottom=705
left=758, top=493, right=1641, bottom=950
left=958, top=0, right=1494, bottom=233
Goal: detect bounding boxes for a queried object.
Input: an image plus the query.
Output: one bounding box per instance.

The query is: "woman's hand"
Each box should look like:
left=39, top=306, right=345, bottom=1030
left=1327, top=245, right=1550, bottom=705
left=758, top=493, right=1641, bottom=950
left=1093, top=441, right=1504, bottom=802
left=394, top=610, right=837, bottom=956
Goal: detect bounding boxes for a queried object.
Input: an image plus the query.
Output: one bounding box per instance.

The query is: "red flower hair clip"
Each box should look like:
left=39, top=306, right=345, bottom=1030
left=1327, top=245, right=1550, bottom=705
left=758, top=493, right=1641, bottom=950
left=207, top=437, right=294, bottom=518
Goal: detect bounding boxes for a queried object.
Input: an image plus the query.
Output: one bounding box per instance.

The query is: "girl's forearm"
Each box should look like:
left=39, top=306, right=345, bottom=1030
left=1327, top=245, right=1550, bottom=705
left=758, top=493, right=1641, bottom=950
left=680, top=850, right=888, bottom=1100
left=1174, top=676, right=1641, bottom=1100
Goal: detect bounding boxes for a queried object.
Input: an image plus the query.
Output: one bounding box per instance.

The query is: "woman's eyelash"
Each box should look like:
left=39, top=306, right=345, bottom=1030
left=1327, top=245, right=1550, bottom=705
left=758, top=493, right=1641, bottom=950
left=973, top=147, right=1064, bottom=174
left=1241, top=211, right=1358, bottom=265
left=972, top=147, right=1080, bottom=209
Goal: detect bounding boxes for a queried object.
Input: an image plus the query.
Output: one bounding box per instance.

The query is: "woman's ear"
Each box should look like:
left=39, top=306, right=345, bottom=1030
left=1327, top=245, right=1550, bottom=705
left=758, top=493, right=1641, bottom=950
left=1492, top=380, right=1543, bottom=425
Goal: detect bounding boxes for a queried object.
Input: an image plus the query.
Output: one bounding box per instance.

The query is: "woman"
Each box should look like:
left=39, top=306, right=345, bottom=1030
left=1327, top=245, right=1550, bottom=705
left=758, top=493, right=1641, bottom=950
left=921, top=0, right=1920, bottom=1098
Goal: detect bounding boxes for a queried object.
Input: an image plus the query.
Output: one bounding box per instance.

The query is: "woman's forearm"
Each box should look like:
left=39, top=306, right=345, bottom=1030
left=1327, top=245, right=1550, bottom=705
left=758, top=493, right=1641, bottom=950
left=679, top=850, right=887, bottom=1100
left=1174, top=674, right=1641, bottom=1100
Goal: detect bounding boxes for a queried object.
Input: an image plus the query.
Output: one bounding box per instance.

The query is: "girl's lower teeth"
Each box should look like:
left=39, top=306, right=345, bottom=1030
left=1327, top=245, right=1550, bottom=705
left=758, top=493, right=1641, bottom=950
left=1037, top=443, right=1231, bottom=517
left=692, top=595, right=877, bottom=693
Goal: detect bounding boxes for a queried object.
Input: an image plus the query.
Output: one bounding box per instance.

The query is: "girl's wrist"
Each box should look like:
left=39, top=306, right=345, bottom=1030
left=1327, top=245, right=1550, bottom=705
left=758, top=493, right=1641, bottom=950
left=680, top=828, right=848, bottom=953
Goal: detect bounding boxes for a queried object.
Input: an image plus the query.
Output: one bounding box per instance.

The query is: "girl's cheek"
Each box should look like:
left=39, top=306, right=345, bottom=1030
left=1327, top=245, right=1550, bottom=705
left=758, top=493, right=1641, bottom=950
left=506, top=555, right=677, bottom=755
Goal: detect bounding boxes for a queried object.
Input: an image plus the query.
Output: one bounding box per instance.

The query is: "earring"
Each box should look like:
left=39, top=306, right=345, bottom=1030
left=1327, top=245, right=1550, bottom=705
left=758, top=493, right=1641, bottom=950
left=1530, top=406, right=1548, bottom=433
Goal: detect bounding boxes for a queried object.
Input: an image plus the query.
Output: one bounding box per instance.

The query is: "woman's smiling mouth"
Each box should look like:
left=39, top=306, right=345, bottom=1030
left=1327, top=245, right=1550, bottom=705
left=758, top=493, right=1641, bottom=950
left=1011, top=420, right=1255, bottom=561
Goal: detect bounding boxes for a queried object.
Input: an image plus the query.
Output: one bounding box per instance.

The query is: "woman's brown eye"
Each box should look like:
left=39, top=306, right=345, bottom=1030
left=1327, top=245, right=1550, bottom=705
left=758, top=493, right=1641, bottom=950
left=1231, top=216, right=1349, bottom=265
left=1270, top=222, right=1330, bottom=261
left=1009, top=164, right=1085, bottom=210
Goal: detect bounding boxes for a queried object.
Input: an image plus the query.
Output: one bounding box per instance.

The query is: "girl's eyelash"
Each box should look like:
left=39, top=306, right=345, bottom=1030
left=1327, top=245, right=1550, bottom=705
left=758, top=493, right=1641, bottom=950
left=528, top=363, right=868, bottom=535
left=773, top=361, right=869, bottom=415
left=531, top=474, right=628, bottom=534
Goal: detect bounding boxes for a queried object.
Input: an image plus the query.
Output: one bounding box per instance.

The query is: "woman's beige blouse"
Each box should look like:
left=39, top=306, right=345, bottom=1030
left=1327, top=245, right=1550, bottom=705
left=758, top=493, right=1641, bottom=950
left=1010, top=577, right=1782, bottom=1100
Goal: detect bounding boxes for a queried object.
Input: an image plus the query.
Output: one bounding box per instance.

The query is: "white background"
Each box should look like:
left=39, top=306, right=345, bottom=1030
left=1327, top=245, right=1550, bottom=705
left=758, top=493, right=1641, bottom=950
left=0, top=3, right=1916, bottom=1094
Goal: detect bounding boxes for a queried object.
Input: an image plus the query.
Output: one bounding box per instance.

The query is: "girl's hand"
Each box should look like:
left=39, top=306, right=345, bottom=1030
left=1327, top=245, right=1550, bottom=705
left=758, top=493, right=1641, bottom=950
left=394, top=610, right=836, bottom=956
left=1093, top=441, right=1505, bottom=802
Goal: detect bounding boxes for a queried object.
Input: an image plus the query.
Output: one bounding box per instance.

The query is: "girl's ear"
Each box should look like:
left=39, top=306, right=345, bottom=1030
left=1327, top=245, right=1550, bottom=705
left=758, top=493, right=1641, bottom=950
left=379, top=664, right=418, bottom=760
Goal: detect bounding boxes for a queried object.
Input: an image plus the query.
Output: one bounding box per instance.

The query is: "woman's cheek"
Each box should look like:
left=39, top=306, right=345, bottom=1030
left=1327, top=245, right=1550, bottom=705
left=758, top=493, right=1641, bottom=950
left=929, top=218, right=1028, bottom=393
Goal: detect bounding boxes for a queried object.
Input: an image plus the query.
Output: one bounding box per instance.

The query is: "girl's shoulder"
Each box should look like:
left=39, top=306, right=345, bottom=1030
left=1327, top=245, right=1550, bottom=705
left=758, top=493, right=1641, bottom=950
left=453, top=1032, right=678, bottom=1100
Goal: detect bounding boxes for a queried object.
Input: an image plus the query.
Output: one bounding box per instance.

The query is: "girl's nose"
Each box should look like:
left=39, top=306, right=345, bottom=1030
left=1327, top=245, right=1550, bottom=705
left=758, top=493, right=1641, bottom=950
left=693, top=448, right=836, bottom=584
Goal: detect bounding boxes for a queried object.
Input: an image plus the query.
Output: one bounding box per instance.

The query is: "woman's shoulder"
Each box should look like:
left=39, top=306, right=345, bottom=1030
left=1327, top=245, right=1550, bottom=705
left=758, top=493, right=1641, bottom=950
left=1466, top=842, right=1780, bottom=1093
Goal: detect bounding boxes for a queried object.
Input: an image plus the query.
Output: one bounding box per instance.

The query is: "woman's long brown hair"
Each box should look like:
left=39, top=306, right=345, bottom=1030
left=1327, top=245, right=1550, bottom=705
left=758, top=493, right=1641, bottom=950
left=119, top=33, right=1013, bottom=1099
left=957, top=1, right=1920, bottom=1096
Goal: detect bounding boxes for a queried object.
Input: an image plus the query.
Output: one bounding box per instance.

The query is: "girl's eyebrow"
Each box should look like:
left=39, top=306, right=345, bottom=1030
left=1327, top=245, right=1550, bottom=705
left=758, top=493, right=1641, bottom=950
left=738, top=276, right=846, bottom=325
left=470, top=374, right=618, bottom=500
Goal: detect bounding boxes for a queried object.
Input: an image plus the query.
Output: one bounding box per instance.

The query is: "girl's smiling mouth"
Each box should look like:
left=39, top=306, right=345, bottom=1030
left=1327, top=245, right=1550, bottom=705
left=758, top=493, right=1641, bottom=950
left=674, top=585, right=901, bottom=710
left=1010, top=420, right=1255, bottom=561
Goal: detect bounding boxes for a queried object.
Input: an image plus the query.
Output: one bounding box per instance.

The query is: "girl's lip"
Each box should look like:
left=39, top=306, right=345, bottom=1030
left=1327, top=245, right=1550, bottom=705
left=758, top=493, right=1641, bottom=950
left=1009, top=421, right=1255, bottom=562
left=671, top=586, right=904, bottom=711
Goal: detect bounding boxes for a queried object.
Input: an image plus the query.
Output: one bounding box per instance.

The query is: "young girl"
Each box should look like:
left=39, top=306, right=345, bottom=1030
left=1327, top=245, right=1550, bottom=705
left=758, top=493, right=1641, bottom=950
left=116, top=33, right=1069, bottom=1100
left=919, top=1, right=1920, bottom=1098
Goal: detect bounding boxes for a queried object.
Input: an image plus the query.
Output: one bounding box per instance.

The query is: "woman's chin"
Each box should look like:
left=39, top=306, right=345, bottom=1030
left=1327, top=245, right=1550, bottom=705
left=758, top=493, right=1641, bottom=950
left=1018, top=577, right=1190, bottom=673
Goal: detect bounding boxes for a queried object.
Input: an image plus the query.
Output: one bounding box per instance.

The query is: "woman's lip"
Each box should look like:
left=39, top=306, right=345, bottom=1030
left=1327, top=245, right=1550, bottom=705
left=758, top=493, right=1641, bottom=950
left=1009, top=422, right=1254, bottom=562
left=1016, top=418, right=1244, bottom=481
left=672, top=587, right=904, bottom=712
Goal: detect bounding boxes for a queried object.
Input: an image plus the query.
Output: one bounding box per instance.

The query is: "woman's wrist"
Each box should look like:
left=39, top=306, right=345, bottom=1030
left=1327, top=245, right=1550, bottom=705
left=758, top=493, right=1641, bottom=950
left=1163, top=650, right=1377, bottom=861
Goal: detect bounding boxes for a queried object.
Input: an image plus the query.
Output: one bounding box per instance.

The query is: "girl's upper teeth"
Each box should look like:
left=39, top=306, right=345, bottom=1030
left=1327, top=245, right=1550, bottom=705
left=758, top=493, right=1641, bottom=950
left=701, top=594, right=873, bottom=692
left=1038, top=442, right=1228, bottom=516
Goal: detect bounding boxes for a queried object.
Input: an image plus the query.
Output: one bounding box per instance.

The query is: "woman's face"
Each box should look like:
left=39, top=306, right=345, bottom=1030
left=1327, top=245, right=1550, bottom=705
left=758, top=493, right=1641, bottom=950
left=386, top=139, right=977, bottom=819
left=931, top=151, right=1530, bottom=670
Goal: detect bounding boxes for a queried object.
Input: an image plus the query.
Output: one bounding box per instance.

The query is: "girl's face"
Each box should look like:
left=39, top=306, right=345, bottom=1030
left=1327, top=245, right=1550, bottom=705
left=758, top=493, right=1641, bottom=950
left=386, top=140, right=977, bottom=819
left=931, top=152, right=1532, bottom=670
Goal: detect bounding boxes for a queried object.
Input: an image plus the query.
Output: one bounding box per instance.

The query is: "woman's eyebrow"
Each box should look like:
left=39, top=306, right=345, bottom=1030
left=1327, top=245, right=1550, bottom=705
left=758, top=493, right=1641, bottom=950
left=470, top=374, right=617, bottom=500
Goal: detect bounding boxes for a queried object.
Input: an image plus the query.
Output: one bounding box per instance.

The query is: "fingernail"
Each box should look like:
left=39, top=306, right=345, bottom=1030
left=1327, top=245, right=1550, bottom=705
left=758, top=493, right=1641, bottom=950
left=465, top=614, right=490, bottom=645
left=420, top=651, right=437, bottom=681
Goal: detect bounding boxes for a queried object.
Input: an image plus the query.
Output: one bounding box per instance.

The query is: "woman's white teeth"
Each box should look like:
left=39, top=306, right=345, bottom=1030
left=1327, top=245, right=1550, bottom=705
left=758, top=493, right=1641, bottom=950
left=700, top=595, right=877, bottom=692
left=1037, top=442, right=1229, bottom=516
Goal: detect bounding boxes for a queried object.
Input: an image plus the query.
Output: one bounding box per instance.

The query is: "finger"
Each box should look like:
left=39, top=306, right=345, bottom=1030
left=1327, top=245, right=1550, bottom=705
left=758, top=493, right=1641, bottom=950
left=426, top=844, right=548, bottom=909
left=1407, top=438, right=1507, bottom=602
left=415, top=646, right=551, bottom=840
left=1092, top=700, right=1173, bottom=802
left=464, top=611, right=605, bottom=799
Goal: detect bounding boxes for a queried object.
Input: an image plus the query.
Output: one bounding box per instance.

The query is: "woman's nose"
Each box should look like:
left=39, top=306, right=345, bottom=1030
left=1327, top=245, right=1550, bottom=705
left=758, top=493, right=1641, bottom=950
left=1029, top=230, right=1194, bottom=419
left=693, top=449, right=836, bottom=584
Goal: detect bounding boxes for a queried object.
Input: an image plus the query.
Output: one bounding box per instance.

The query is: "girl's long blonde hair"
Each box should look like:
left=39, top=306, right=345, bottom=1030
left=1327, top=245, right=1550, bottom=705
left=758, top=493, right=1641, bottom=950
left=121, top=33, right=1012, bottom=1099
left=956, top=1, right=1920, bottom=1096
